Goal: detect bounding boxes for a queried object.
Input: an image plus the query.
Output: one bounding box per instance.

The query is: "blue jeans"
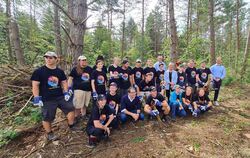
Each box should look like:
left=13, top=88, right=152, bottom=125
left=120, top=110, right=144, bottom=124
left=169, top=103, right=187, bottom=119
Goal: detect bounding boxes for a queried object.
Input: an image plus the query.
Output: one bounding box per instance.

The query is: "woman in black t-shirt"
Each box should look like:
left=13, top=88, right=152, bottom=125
left=192, top=88, right=213, bottom=117
left=182, top=86, right=194, bottom=114
left=91, top=60, right=108, bottom=98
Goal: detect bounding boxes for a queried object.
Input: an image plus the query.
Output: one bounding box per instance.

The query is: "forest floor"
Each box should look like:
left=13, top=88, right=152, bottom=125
left=0, top=84, right=250, bottom=158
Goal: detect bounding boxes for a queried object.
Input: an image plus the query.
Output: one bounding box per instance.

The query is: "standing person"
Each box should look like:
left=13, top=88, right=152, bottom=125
left=169, top=85, right=187, bottom=120
left=108, top=57, right=121, bottom=87
left=68, top=55, right=93, bottom=121
left=154, top=54, right=167, bottom=71
left=119, top=60, right=133, bottom=97
left=155, top=63, right=166, bottom=93
left=185, top=60, right=197, bottom=93
left=120, top=87, right=144, bottom=124
left=86, top=95, right=117, bottom=148
left=93, top=55, right=108, bottom=74
left=131, top=59, right=144, bottom=88
left=106, top=82, right=121, bottom=117
left=196, top=61, right=211, bottom=89
left=144, top=86, right=170, bottom=121
left=91, top=60, right=108, bottom=100
left=144, top=59, right=157, bottom=83
left=164, top=62, right=178, bottom=101
left=177, top=64, right=187, bottom=92
left=192, top=88, right=213, bottom=117
left=31, top=51, right=76, bottom=141
left=210, top=57, right=226, bottom=106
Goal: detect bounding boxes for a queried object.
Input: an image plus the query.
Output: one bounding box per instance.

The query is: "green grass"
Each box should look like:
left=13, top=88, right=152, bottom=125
left=0, top=130, right=19, bottom=148
left=131, top=136, right=145, bottom=143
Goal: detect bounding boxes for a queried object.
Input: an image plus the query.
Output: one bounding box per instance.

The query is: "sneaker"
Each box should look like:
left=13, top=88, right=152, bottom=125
left=200, top=105, right=206, bottom=111
left=192, top=111, right=198, bottom=117
left=214, top=101, right=219, bottom=106
left=47, top=132, right=59, bottom=141
left=86, top=141, right=96, bottom=149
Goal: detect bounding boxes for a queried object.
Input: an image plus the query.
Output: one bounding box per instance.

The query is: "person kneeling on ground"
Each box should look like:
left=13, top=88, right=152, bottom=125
left=192, top=88, right=213, bottom=117
left=169, top=85, right=187, bottom=121
left=120, top=87, right=144, bottom=124
left=144, top=86, right=170, bottom=121
left=86, top=95, right=118, bottom=148
left=106, top=82, right=121, bottom=118
left=182, top=86, right=195, bottom=115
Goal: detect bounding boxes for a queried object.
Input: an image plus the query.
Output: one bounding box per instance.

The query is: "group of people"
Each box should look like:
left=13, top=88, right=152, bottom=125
left=31, top=52, right=226, bottom=148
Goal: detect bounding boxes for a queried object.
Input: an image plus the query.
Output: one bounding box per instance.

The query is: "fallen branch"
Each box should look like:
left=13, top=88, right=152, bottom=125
left=15, top=95, right=33, bottom=116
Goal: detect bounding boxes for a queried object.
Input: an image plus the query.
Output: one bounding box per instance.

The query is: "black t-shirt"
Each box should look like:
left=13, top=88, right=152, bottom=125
left=138, top=80, right=155, bottom=91
left=93, top=65, right=108, bottom=74
left=143, top=67, right=156, bottom=78
left=194, top=95, right=210, bottom=105
left=197, top=68, right=211, bottom=83
left=69, top=66, right=92, bottom=91
left=177, top=71, right=186, bottom=88
left=121, top=95, right=142, bottom=112
left=156, top=70, right=165, bottom=84
left=91, top=70, right=107, bottom=94
left=185, top=67, right=197, bottom=85
left=169, top=71, right=172, bottom=82
left=106, top=92, right=121, bottom=106
left=87, top=104, right=112, bottom=127
left=108, top=65, right=121, bottom=86
left=119, top=68, right=131, bottom=89
left=30, top=66, right=67, bottom=101
left=182, top=93, right=194, bottom=103
left=146, top=93, right=165, bottom=107
left=132, top=67, right=144, bottom=85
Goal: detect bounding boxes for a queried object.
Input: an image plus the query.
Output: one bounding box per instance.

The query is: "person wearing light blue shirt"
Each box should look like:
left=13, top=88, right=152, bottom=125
left=154, top=54, right=167, bottom=71
left=164, top=62, right=178, bottom=101
left=210, top=57, right=226, bottom=106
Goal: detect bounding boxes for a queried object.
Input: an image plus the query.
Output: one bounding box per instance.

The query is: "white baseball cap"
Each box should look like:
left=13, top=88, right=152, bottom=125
left=44, top=51, right=58, bottom=58
left=78, top=55, right=87, bottom=60
left=136, top=59, right=142, bottom=63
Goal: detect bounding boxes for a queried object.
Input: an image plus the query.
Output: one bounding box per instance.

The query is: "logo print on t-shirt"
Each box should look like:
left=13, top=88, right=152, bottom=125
left=97, top=75, right=105, bottom=84
left=201, top=73, right=207, bottom=79
left=81, top=73, right=90, bottom=81
left=135, top=71, right=141, bottom=79
left=159, top=74, right=164, bottom=81
left=48, top=76, right=59, bottom=88
left=191, top=71, right=196, bottom=78
left=108, top=100, right=116, bottom=109
left=99, top=114, right=106, bottom=125
left=122, top=73, right=128, bottom=81
left=179, top=76, right=184, bottom=82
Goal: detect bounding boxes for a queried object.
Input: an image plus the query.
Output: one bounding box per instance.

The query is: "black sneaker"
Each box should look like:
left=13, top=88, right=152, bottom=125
left=86, top=141, right=96, bottom=149
left=47, top=132, right=59, bottom=141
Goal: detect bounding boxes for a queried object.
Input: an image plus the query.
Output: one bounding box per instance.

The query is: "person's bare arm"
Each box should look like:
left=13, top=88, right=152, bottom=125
left=61, top=80, right=68, bottom=93
left=32, top=81, right=40, bottom=97
left=68, top=76, right=73, bottom=87
left=91, top=80, right=96, bottom=92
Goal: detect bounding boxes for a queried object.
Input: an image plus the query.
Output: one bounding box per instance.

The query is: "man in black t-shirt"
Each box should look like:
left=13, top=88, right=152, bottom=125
left=138, top=73, right=155, bottom=99
left=68, top=55, right=93, bottom=121
left=106, top=82, right=121, bottom=117
left=86, top=95, right=117, bottom=148
left=143, top=59, right=157, bottom=81
left=119, top=60, right=133, bottom=97
left=131, top=59, right=144, bottom=88
left=31, top=51, right=76, bottom=141
left=185, top=60, right=197, bottom=93
left=155, top=63, right=165, bottom=93
left=108, top=57, right=121, bottom=87
left=196, top=61, right=211, bottom=88
left=177, top=64, right=187, bottom=91
left=144, top=87, right=170, bottom=121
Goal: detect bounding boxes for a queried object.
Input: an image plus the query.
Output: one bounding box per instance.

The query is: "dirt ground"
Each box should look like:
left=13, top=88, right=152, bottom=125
left=0, top=84, right=249, bottom=158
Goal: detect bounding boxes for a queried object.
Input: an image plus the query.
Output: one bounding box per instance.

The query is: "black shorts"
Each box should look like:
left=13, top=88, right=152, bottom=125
left=42, top=96, right=75, bottom=122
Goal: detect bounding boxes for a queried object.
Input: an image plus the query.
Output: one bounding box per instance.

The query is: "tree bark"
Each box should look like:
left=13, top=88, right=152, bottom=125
left=5, top=0, right=13, bottom=61
left=53, top=0, right=62, bottom=57
left=141, top=0, right=145, bottom=62
left=235, top=0, right=240, bottom=73
left=186, top=0, right=191, bottom=47
left=240, top=26, right=250, bottom=77
left=165, top=0, right=169, bottom=38
left=209, top=0, right=215, bottom=65
left=121, top=0, right=126, bottom=58
left=169, top=0, right=178, bottom=62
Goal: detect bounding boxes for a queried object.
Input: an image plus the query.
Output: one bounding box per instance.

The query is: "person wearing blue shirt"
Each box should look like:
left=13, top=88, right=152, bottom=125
left=169, top=85, right=187, bottom=120
left=154, top=54, right=167, bottom=71
left=120, top=87, right=144, bottom=124
left=210, top=57, right=226, bottom=106
left=164, top=62, right=178, bottom=101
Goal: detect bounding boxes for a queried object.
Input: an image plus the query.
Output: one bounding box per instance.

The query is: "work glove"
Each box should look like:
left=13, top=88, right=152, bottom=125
left=33, top=96, right=43, bottom=107
left=92, top=92, right=98, bottom=100
left=150, top=109, right=159, bottom=116
left=68, top=87, right=73, bottom=96
left=64, top=92, right=71, bottom=101
left=154, top=99, right=162, bottom=107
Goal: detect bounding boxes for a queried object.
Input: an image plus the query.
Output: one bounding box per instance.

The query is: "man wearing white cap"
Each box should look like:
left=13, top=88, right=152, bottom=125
left=68, top=55, right=93, bottom=122
left=31, top=51, right=76, bottom=141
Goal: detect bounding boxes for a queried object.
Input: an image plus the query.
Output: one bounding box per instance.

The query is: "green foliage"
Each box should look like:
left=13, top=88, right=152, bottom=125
left=131, top=136, right=145, bottom=143
left=0, top=130, right=19, bottom=148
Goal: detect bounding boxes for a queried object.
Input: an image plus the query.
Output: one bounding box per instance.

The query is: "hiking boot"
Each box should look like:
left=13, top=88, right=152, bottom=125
left=214, top=101, right=219, bottom=106
left=47, top=132, right=59, bottom=141
left=86, top=136, right=97, bottom=148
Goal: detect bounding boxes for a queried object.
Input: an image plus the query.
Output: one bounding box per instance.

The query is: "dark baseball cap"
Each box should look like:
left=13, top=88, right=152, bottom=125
left=97, top=94, right=106, bottom=101
left=110, top=82, right=117, bottom=87
left=150, top=86, right=157, bottom=92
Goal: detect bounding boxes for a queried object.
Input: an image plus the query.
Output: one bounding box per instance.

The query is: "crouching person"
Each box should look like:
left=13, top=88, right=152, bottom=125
left=182, top=86, right=194, bottom=114
left=169, top=85, right=187, bottom=121
left=144, top=86, right=170, bottom=121
left=192, top=88, right=213, bottom=117
left=120, top=87, right=144, bottom=124
left=86, top=95, right=118, bottom=148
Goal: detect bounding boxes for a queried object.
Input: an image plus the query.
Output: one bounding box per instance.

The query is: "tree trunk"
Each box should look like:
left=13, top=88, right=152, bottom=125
left=209, top=0, right=215, bottom=65
left=165, top=0, right=169, bottom=38
left=8, top=0, right=25, bottom=66
left=121, top=0, right=126, bottom=58
left=53, top=0, right=62, bottom=57
left=68, top=0, right=88, bottom=66
left=196, top=0, right=200, bottom=37
left=186, top=0, right=191, bottom=47
left=5, top=0, right=13, bottom=62
left=240, top=26, right=250, bottom=77
left=169, top=0, right=178, bottom=62
left=141, top=0, right=145, bottom=62
left=235, top=0, right=240, bottom=73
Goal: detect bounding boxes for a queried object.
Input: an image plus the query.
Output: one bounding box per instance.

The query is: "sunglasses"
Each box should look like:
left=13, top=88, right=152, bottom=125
left=45, top=56, right=56, bottom=59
